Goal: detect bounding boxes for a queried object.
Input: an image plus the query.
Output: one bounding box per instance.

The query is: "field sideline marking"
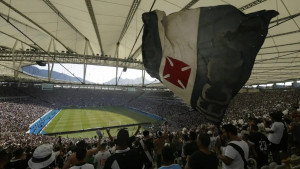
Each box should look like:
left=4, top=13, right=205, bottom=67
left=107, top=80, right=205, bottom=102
left=52, top=110, right=65, bottom=132
left=40, top=109, right=61, bottom=134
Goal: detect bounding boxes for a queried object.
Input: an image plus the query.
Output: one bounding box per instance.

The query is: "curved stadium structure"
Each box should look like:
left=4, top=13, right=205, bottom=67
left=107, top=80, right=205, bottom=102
left=1, top=1, right=300, bottom=169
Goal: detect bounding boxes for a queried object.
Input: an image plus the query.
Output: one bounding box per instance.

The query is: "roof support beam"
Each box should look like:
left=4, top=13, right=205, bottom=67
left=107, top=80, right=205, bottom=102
left=83, top=40, right=89, bottom=84
left=142, top=69, right=145, bottom=87
left=261, top=42, right=300, bottom=49
left=49, top=40, right=56, bottom=81
left=15, top=42, right=25, bottom=79
left=1, top=1, right=72, bottom=53
left=43, top=0, right=86, bottom=38
left=239, top=0, right=268, bottom=11
left=85, top=0, right=105, bottom=55
left=256, top=50, right=299, bottom=63
left=0, top=30, right=36, bottom=49
left=131, top=45, right=142, bottom=59
left=87, top=41, right=95, bottom=56
left=47, top=38, right=55, bottom=82
left=43, top=0, right=95, bottom=54
left=12, top=40, right=19, bottom=79
left=116, top=43, right=120, bottom=85
left=253, top=64, right=300, bottom=74
left=258, top=49, right=300, bottom=55
left=119, top=45, right=141, bottom=67
left=270, top=12, right=300, bottom=24
left=118, top=0, right=142, bottom=43
left=0, top=51, right=144, bottom=69
left=181, top=0, right=199, bottom=11
left=267, top=30, right=300, bottom=38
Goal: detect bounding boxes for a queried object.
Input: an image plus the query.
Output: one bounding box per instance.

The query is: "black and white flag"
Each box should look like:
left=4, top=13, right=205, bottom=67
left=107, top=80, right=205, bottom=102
left=142, top=5, right=278, bottom=124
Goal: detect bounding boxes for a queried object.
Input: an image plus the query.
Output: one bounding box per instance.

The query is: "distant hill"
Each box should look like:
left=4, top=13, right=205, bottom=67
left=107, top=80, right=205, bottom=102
left=104, top=77, right=152, bottom=85
left=22, top=66, right=93, bottom=83
left=22, top=66, right=154, bottom=85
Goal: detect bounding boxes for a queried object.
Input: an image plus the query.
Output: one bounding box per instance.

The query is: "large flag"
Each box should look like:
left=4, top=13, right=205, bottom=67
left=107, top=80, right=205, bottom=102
left=142, top=5, right=278, bottom=124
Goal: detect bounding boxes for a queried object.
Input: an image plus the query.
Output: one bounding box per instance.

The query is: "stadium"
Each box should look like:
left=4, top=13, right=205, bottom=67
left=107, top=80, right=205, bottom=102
left=1, top=0, right=300, bottom=169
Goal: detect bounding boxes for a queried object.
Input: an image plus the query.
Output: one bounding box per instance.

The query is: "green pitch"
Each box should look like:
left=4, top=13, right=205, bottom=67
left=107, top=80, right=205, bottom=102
left=43, top=106, right=159, bottom=138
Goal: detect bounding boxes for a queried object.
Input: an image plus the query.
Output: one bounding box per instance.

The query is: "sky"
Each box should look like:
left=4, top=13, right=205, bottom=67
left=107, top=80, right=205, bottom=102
left=33, top=63, right=298, bottom=86
left=33, top=63, right=157, bottom=84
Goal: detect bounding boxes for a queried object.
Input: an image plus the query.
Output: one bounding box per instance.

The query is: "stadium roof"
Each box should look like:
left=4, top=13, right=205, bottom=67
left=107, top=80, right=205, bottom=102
left=0, top=0, right=299, bottom=85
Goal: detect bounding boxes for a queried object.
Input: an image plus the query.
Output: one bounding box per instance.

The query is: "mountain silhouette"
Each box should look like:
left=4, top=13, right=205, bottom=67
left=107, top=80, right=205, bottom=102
left=104, top=77, right=152, bottom=85
left=22, top=66, right=93, bottom=83
left=22, top=66, right=154, bottom=85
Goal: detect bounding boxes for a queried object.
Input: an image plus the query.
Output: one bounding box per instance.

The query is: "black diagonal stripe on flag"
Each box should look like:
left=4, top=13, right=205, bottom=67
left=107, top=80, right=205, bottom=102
left=142, top=11, right=163, bottom=81
left=142, top=5, right=278, bottom=124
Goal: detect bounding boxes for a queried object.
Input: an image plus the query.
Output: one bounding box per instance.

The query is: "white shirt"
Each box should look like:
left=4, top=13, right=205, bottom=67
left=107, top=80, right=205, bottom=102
left=70, top=163, right=94, bottom=169
left=268, top=122, right=284, bottom=144
left=94, top=150, right=111, bottom=169
left=222, top=140, right=249, bottom=169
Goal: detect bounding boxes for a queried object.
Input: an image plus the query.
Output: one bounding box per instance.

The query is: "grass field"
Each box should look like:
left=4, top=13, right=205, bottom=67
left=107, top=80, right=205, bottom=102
left=43, top=106, right=159, bottom=138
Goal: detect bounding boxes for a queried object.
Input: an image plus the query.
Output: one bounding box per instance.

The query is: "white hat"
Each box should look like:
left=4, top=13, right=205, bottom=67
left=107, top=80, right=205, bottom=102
left=28, top=144, right=59, bottom=169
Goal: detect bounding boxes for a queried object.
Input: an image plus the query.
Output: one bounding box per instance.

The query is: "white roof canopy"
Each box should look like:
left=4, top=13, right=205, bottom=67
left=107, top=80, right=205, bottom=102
left=0, top=0, right=299, bottom=85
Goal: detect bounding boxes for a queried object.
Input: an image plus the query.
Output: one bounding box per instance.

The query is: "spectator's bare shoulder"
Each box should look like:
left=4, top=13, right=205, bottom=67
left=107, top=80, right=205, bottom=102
left=87, top=147, right=98, bottom=156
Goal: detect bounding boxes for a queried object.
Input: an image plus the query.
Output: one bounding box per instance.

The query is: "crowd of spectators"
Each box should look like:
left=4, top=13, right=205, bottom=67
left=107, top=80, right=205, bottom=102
left=1, top=86, right=300, bottom=169
left=223, top=90, right=300, bottom=125
left=0, top=99, right=51, bottom=132
left=1, top=87, right=300, bottom=133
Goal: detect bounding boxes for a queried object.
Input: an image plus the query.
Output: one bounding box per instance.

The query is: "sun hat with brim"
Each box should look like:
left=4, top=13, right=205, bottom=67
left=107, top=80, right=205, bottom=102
left=28, top=144, right=59, bottom=169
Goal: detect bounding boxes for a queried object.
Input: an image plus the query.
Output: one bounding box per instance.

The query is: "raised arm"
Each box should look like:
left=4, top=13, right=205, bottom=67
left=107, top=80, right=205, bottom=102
left=106, top=128, right=113, bottom=141
left=133, top=125, right=141, bottom=136
left=88, top=130, right=102, bottom=155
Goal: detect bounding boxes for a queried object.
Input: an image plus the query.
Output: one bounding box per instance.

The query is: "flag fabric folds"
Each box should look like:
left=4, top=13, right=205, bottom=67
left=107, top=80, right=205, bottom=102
left=142, top=5, right=278, bottom=124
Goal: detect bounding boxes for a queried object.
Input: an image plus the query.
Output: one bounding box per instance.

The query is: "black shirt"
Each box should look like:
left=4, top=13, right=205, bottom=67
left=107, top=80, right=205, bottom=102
left=188, top=150, right=218, bottom=169
left=184, top=141, right=198, bottom=156
left=104, top=148, right=144, bottom=169
left=6, top=159, right=28, bottom=169
left=249, top=132, right=269, bottom=157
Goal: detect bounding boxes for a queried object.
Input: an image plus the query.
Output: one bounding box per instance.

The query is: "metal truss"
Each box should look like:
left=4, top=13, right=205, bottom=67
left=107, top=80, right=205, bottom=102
left=0, top=50, right=144, bottom=69
left=239, top=0, right=268, bottom=11
left=85, top=0, right=104, bottom=55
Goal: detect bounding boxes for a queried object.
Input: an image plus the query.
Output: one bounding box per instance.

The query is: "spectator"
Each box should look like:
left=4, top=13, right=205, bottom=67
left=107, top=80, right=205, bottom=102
left=289, top=112, right=300, bottom=155
left=104, top=129, right=144, bottom=169
left=186, top=133, right=218, bottom=169
left=159, top=146, right=181, bottom=169
left=0, top=150, right=10, bottom=169
left=139, top=130, right=154, bottom=169
left=69, top=146, right=94, bottom=169
left=28, top=144, right=60, bottom=169
left=248, top=124, right=269, bottom=169
left=217, top=124, right=249, bottom=169
left=6, top=148, right=27, bottom=169
left=94, top=142, right=111, bottom=169
left=63, top=135, right=101, bottom=169
left=267, top=111, right=285, bottom=165
left=183, top=131, right=198, bottom=157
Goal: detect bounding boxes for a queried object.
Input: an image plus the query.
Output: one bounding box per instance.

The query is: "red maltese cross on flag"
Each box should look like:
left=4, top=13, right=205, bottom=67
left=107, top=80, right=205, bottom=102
left=163, top=56, right=191, bottom=89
